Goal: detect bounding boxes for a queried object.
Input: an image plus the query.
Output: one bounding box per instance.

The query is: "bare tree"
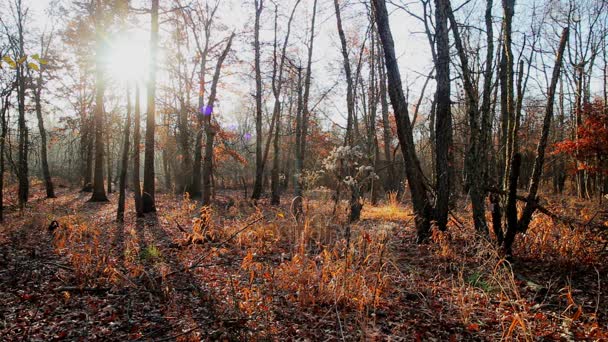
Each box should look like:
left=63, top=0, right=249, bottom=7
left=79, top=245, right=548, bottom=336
left=503, top=27, right=570, bottom=256
left=142, top=0, right=159, bottom=212
left=117, top=85, right=131, bottom=222
left=90, top=0, right=108, bottom=202
left=334, top=0, right=355, bottom=146
left=270, top=0, right=301, bottom=206
left=374, top=0, right=433, bottom=242
left=133, top=84, right=143, bottom=216
left=433, top=0, right=452, bottom=231
left=32, top=31, right=56, bottom=198
left=251, top=0, right=265, bottom=200
left=201, top=32, right=235, bottom=206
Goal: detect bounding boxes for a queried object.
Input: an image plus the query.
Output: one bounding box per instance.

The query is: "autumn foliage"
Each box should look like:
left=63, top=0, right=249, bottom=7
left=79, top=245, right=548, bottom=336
left=553, top=98, right=608, bottom=175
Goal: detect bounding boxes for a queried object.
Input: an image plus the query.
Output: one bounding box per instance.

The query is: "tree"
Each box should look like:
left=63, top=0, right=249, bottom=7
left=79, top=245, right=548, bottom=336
left=251, top=0, right=265, bottom=200
left=503, top=27, right=569, bottom=256
left=133, top=84, right=143, bottom=216
left=553, top=98, right=608, bottom=201
left=33, top=32, right=55, bottom=198
left=292, top=0, right=318, bottom=215
left=373, top=0, right=433, bottom=242
left=270, top=0, right=301, bottom=206
left=201, top=32, right=235, bottom=206
left=186, top=0, right=219, bottom=197
left=333, top=0, right=355, bottom=146
left=142, top=0, right=159, bottom=213
left=117, top=85, right=131, bottom=222
left=433, top=0, right=453, bottom=232
left=89, top=0, right=109, bottom=202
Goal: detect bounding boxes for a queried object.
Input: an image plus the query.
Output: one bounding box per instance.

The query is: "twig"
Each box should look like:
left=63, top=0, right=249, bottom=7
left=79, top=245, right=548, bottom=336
left=594, top=266, right=601, bottom=316
left=42, top=261, right=74, bottom=272
left=54, top=286, right=110, bottom=293
left=163, top=214, right=268, bottom=279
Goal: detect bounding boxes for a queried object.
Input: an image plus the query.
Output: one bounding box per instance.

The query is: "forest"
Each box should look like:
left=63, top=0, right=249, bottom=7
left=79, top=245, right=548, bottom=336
left=0, top=0, right=607, bottom=340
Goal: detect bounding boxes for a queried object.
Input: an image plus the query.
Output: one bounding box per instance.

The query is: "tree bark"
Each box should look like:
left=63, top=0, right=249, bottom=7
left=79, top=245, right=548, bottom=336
left=117, top=86, right=132, bottom=222
left=90, top=0, right=108, bottom=202
left=133, top=85, right=143, bottom=216
left=202, top=33, right=234, bottom=206
left=34, top=38, right=55, bottom=199
left=251, top=0, right=265, bottom=200
left=142, top=0, right=159, bottom=212
left=271, top=0, right=300, bottom=206
left=334, top=0, right=355, bottom=146
left=433, top=0, right=453, bottom=231
left=516, top=27, right=569, bottom=233
left=293, top=0, right=317, bottom=214
left=373, top=0, right=432, bottom=242
left=446, top=0, right=491, bottom=235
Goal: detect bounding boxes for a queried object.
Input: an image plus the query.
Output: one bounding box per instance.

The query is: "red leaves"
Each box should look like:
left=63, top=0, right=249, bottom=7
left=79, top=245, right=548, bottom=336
left=553, top=98, right=608, bottom=175
left=466, top=323, right=480, bottom=332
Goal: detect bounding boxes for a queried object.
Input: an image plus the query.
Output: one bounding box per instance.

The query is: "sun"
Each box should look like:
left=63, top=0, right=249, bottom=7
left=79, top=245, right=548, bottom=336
left=104, top=34, right=149, bottom=83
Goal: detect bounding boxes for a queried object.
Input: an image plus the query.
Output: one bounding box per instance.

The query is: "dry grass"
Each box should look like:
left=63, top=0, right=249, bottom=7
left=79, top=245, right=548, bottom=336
left=361, top=191, right=413, bottom=222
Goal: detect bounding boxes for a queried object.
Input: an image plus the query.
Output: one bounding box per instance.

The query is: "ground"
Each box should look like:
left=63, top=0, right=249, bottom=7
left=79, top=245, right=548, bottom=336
left=0, top=183, right=607, bottom=341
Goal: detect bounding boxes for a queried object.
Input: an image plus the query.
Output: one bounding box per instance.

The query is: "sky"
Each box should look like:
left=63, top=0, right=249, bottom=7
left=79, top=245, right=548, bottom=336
left=23, top=0, right=433, bottom=129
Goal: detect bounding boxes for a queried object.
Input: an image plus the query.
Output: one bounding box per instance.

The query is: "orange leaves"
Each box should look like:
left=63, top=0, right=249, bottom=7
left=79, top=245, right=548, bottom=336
left=466, top=323, right=480, bottom=332
left=553, top=98, right=608, bottom=175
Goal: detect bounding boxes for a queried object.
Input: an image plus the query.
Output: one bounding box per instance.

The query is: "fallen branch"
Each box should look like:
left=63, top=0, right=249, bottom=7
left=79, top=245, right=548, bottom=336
left=54, top=286, right=110, bottom=293
left=486, top=187, right=606, bottom=231
left=42, top=261, right=74, bottom=272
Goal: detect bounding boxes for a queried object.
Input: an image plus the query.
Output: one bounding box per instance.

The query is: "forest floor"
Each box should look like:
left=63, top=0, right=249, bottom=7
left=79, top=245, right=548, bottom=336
left=1, top=182, right=607, bottom=341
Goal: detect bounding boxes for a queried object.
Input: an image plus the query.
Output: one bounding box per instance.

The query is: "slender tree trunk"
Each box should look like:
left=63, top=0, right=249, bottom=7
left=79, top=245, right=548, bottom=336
left=334, top=0, right=355, bottom=146
left=0, top=94, right=9, bottom=222
left=83, top=115, right=94, bottom=192
left=106, top=126, right=112, bottom=194
left=15, top=0, right=28, bottom=208
left=374, top=0, right=432, bottom=242
left=270, top=1, right=300, bottom=206
left=516, top=27, right=569, bottom=233
left=270, top=106, right=281, bottom=205
left=433, top=0, right=453, bottom=231
left=446, top=0, right=491, bottom=235
left=34, top=58, right=55, bottom=198
left=142, top=0, right=159, bottom=213
left=202, top=33, right=234, bottom=206
left=117, top=86, right=132, bottom=222
left=133, top=85, right=143, bottom=216
left=502, top=0, right=516, bottom=188
left=251, top=0, right=265, bottom=200
left=90, top=0, right=108, bottom=202
left=293, top=0, right=317, bottom=214
left=293, top=68, right=305, bottom=212
left=378, top=43, right=395, bottom=192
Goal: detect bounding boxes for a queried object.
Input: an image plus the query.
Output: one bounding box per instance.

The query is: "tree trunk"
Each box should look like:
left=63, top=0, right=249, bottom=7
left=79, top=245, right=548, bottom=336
left=202, top=33, right=234, bottom=206
left=106, top=125, right=112, bottom=194
left=377, top=42, right=396, bottom=192
left=142, top=0, right=159, bottom=213
left=251, top=0, right=265, bottom=200
left=0, top=94, right=10, bottom=221
left=90, top=0, right=108, bottom=202
left=517, top=27, right=569, bottom=233
left=117, top=86, right=132, bottom=222
left=334, top=0, right=355, bottom=146
left=446, top=0, right=491, bottom=236
left=293, top=0, right=317, bottom=215
left=373, top=0, right=432, bottom=242
left=34, top=54, right=55, bottom=198
left=133, top=85, right=143, bottom=216
left=433, top=0, right=453, bottom=231
left=501, top=0, right=516, bottom=188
